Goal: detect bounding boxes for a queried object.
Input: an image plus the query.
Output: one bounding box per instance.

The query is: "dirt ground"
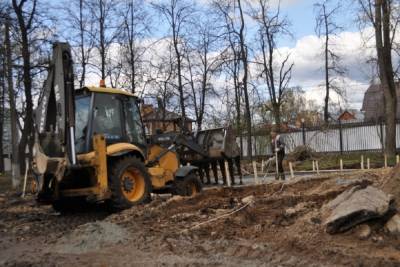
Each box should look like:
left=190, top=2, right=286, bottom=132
left=1, top=169, right=400, bottom=267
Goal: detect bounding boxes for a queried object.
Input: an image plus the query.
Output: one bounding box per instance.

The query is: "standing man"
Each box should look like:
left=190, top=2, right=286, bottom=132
left=271, top=130, right=285, bottom=180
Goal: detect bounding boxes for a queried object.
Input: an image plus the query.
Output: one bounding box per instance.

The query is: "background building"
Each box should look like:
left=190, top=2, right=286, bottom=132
left=141, top=104, right=194, bottom=135
left=362, top=83, right=400, bottom=122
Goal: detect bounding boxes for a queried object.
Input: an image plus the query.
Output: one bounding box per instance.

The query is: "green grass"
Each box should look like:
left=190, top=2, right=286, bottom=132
left=293, top=152, right=396, bottom=171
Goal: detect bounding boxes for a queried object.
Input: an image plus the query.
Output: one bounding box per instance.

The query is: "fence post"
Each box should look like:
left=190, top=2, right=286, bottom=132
left=261, top=159, right=265, bottom=173
left=340, top=158, right=343, bottom=173
left=338, top=119, right=343, bottom=154
left=252, top=160, right=259, bottom=185
left=361, top=155, right=364, bottom=170
left=225, top=161, right=231, bottom=187
left=384, top=154, right=388, bottom=168
left=301, top=119, right=306, bottom=146
left=289, top=162, right=294, bottom=179
left=380, top=120, right=384, bottom=152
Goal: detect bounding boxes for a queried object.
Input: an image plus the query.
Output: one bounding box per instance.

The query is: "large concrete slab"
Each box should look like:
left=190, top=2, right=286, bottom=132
left=323, top=185, right=393, bottom=234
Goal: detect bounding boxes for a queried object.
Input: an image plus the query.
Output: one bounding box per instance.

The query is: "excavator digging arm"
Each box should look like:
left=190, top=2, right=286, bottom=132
left=35, top=42, right=76, bottom=165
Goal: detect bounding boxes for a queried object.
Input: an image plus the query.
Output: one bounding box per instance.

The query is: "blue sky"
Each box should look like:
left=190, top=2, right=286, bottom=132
left=268, top=0, right=378, bottom=110
left=280, top=0, right=358, bottom=47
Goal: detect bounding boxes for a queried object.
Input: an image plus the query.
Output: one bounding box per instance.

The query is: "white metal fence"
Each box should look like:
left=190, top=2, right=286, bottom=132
left=239, top=121, right=400, bottom=157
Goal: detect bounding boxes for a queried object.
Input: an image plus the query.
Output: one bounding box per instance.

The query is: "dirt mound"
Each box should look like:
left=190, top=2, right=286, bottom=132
left=2, top=170, right=400, bottom=266
left=382, top=164, right=400, bottom=204
left=53, top=221, right=130, bottom=254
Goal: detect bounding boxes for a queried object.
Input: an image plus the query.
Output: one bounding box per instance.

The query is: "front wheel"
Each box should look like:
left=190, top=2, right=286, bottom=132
left=108, top=156, right=152, bottom=210
left=174, top=173, right=202, bottom=197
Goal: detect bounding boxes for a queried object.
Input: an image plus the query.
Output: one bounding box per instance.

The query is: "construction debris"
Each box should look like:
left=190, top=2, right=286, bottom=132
left=1, top=169, right=400, bottom=266
left=385, top=214, right=400, bottom=235
left=357, top=224, right=372, bottom=240
left=382, top=164, right=400, bottom=205
left=241, top=195, right=255, bottom=206
left=323, top=185, right=393, bottom=234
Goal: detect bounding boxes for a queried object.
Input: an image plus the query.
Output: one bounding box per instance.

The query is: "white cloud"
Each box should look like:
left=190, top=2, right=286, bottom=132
left=83, top=26, right=399, bottom=114
left=270, top=27, right=389, bottom=110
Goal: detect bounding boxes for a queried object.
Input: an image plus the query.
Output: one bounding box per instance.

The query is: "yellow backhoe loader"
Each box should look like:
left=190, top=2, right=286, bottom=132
left=32, top=42, right=202, bottom=211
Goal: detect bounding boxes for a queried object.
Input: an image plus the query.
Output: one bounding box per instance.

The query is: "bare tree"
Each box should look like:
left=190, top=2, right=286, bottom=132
left=253, top=0, right=294, bottom=130
left=120, top=0, right=150, bottom=93
left=358, top=0, right=397, bottom=156
left=214, top=0, right=253, bottom=158
left=184, top=16, right=222, bottom=130
left=147, top=42, right=176, bottom=131
left=63, top=0, right=95, bottom=88
left=315, top=0, right=345, bottom=123
left=4, top=15, right=21, bottom=185
left=237, top=0, right=253, bottom=159
left=12, top=0, right=37, bottom=173
left=88, top=0, right=122, bottom=81
left=0, top=37, right=5, bottom=173
left=152, top=0, right=195, bottom=132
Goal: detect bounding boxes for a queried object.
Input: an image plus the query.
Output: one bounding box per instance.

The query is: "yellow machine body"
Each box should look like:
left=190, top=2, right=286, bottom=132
left=147, top=145, right=179, bottom=189
left=54, top=137, right=181, bottom=200
left=34, top=41, right=202, bottom=210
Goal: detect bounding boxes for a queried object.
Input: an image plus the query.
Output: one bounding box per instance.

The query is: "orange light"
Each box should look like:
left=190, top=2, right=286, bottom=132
left=99, top=79, right=106, bottom=87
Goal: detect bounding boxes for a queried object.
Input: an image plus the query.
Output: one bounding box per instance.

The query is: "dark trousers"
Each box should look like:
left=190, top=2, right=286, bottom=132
left=276, top=151, right=285, bottom=179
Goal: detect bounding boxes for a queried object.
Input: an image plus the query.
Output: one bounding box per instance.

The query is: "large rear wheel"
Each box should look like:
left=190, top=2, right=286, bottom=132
left=175, top=173, right=202, bottom=197
left=108, top=156, right=152, bottom=210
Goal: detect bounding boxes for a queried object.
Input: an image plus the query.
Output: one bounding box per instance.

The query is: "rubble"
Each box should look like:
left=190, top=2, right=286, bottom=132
left=241, top=195, right=255, bottom=206
left=382, top=164, right=400, bottom=205
left=285, top=202, right=307, bottom=216
left=1, top=170, right=400, bottom=266
left=323, top=186, right=393, bottom=234
left=385, top=214, right=400, bottom=235
left=357, top=224, right=371, bottom=240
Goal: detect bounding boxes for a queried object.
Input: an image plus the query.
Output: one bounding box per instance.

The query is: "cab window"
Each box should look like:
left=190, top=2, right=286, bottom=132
left=124, top=97, right=145, bottom=145
left=92, top=93, right=123, bottom=141
left=75, top=95, right=91, bottom=153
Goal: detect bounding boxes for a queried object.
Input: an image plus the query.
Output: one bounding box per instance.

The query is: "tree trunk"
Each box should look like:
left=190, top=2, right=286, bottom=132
left=322, top=4, right=330, bottom=123
left=4, top=19, right=20, bottom=185
left=237, top=0, right=252, bottom=159
left=324, top=7, right=330, bottom=123
left=99, top=0, right=106, bottom=80
left=374, top=0, right=397, bottom=157
left=0, top=52, right=4, bottom=173
left=273, top=104, right=281, bottom=131
left=13, top=0, right=35, bottom=174
left=79, top=0, right=86, bottom=88
left=129, top=1, right=136, bottom=94
left=173, top=35, right=186, bottom=132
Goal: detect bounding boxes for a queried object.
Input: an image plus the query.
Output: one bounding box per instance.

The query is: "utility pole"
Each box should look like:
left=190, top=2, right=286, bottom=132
left=5, top=18, right=21, bottom=187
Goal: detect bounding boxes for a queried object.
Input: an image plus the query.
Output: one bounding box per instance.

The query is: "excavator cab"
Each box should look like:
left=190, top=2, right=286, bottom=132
left=73, top=87, right=147, bottom=155
left=33, top=42, right=202, bottom=211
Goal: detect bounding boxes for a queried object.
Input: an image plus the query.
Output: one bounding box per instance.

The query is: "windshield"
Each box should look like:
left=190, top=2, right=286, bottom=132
left=92, top=93, right=123, bottom=141
left=75, top=95, right=91, bottom=153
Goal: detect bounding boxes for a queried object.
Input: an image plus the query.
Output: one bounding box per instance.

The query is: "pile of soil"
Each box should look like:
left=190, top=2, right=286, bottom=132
left=0, top=170, right=399, bottom=266
left=382, top=164, right=400, bottom=204
left=53, top=221, right=130, bottom=254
